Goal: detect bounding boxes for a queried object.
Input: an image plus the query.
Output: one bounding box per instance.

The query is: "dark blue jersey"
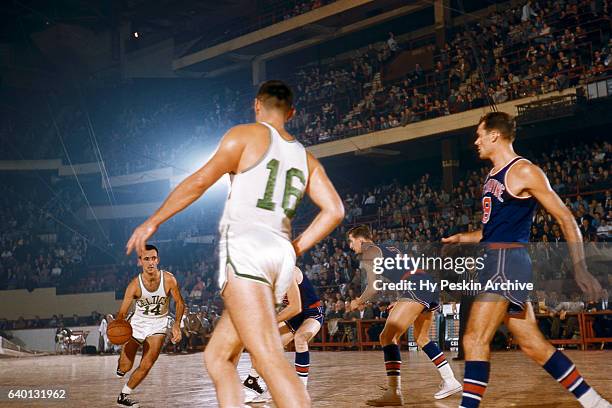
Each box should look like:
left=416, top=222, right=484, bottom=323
left=481, top=157, right=537, bottom=243
left=298, top=273, right=320, bottom=308
left=362, top=242, right=415, bottom=282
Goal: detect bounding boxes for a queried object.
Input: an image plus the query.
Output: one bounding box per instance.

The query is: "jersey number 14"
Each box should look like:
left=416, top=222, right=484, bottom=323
left=143, top=304, right=162, bottom=316
left=256, top=159, right=305, bottom=218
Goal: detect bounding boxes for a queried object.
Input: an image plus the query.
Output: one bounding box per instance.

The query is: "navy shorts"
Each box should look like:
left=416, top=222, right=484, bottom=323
left=479, top=246, right=533, bottom=313
left=285, top=305, right=324, bottom=332
left=399, top=273, right=440, bottom=312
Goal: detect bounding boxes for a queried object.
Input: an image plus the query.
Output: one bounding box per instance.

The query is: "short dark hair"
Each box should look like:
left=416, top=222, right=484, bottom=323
left=143, top=244, right=158, bottom=255
left=347, top=225, right=372, bottom=240
left=478, top=112, right=515, bottom=141
left=256, top=80, right=293, bottom=112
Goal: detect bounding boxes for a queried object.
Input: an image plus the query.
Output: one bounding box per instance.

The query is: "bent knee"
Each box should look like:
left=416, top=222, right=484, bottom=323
left=379, top=328, right=401, bottom=345
left=294, top=331, right=313, bottom=347
left=463, top=331, right=493, bottom=349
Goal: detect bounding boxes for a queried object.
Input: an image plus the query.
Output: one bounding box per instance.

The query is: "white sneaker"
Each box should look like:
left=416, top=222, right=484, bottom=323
left=434, top=378, right=462, bottom=400
left=592, top=397, right=612, bottom=408
left=250, top=389, right=272, bottom=403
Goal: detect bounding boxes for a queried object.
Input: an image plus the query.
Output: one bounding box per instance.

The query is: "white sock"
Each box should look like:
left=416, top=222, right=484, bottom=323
left=248, top=367, right=259, bottom=378
left=122, top=385, right=132, bottom=395
left=299, top=376, right=308, bottom=387
left=578, top=388, right=607, bottom=408
left=439, top=363, right=456, bottom=381
left=388, top=375, right=401, bottom=392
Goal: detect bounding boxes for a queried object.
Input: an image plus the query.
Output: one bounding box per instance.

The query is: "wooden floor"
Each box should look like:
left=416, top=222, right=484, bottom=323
left=0, top=350, right=610, bottom=407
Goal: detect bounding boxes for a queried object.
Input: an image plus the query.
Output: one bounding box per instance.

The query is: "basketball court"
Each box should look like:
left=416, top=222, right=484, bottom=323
left=1, top=350, right=610, bottom=407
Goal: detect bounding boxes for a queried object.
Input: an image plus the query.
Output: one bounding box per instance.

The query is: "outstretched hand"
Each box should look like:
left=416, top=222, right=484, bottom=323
left=126, top=221, right=158, bottom=256
left=574, top=266, right=604, bottom=302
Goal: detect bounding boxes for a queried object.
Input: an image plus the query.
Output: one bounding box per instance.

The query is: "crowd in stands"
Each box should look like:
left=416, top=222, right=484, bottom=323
left=1, top=1, right=611, bottom=335
left=1, top=136, right=609, bottom=332
left=288, top=0, right=612, bottom=144
left=1, top=1, right=610, bottom=178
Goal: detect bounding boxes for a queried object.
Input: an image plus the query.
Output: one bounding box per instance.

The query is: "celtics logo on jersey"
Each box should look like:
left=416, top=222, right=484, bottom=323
left=136, top=295, right=168, bottom=316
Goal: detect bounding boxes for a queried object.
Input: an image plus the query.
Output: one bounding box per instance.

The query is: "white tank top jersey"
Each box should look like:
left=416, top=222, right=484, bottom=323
left=219, top=121, right=309, bottom=239
left=134, top=269, right=169, bottom=319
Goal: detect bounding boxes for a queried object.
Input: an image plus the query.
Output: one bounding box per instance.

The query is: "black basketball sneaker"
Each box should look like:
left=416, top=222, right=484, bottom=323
left=116, top=361, right=126, bottom=378
left=243, top=375, right=270, bottom=403
left=117, top=393, right=139, bottom=407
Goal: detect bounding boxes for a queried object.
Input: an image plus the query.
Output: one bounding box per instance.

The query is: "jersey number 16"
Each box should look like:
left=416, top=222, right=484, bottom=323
left=256, top=159, right=305, bottom=218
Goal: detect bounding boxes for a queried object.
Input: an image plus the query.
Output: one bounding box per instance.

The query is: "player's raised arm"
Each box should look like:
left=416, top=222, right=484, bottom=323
left=441, top=229, right=482, bottom=243
left=166, top=272, right=185, bottom=344
left=351, top=245, right=382, bottom=310
left=126, top=127, right=246, bottom=255
left=517, top=162, right=603, bottom=300
left=116, top=278, right=138, bottom=321
left=276, top=268, right=302, bottom=323
left=292, top=152, right=344, bottom=256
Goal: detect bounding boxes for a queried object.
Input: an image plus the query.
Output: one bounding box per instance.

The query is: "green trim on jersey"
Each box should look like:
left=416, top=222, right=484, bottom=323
left=225, top=226, right=271, bottom=286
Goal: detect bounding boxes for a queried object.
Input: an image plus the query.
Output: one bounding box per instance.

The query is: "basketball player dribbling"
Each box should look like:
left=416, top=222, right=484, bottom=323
left=126, top=80, right=344, bottom=408
left=243, top=266, right=324, bottom=403
left=442, top=112, right=610, bottom=408
left=115, top=244, right=185, bottom=407
left=347, top=225, right=462, bottom=406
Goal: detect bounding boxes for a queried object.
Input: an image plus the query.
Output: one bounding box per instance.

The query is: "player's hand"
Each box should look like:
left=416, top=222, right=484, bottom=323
left=573, top=266, right=603, bottom=302
left=441, top=234, right=461, bottom=243
left=126, top=220, right=158, bottom=256
left=349, top=299, right=361, bottom=311
left=171, top=324, right=182, bottom=344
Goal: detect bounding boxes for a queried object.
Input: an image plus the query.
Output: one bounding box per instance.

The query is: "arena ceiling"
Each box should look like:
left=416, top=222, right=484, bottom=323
left=0, top=0, right=253, bottom=44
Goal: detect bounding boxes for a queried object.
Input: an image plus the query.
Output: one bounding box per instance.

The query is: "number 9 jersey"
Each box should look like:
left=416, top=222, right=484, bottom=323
left=218, top=121, right=309, bottom=303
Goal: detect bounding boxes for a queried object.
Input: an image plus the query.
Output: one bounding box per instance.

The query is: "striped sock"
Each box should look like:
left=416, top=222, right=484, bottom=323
left=542, top=351, right=602, bottom=407
left=422, top=341, right=454, bottom=380
left=460, top=361, right=489, bottom=408
left=383, top=344, right=402, bottom=391
left=295, top=351, right=310, bottom=386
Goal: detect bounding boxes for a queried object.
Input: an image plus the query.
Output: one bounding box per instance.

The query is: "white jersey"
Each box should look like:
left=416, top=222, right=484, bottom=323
left=219, top=121, right=309, bottom=239
left=133, top=269, right=169, bottom=319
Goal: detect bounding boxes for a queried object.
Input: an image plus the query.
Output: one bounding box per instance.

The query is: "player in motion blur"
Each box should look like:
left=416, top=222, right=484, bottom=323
left=115, top=244, right=185, bottom=407
left=126, top=80, right=344, bottom=408
left=347, top=225, right=462, bottom=406
left=442, top=112, right=609, bottom=408
left=243, top=266, right=324, bottom=403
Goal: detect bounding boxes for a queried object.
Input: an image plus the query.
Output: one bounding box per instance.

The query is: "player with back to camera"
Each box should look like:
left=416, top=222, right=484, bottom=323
left=442, top=112, right=610, bottom=408
left=243, top=266, right=324, bottom=403
left=114, top=244, right=185, bottom=407
left=347, top=225, right=462, bottom=406
left=126, top=80, right=344, bottom=408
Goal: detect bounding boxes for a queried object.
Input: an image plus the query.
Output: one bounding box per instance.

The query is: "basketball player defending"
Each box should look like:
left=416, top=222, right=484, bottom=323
left=126, top=80, right=344, bottom=408
left=347, top=225, right=462, bottom=406
left=243, top=266, right=324, bottom=403
left=115, top=244, right=185, bottom=407
left=442, top=112, right=609, bottom=408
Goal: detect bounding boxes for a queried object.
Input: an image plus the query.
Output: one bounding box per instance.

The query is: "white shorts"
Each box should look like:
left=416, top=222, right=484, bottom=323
left=129, top=314, right=169, bottom=343
left=218, top=224, right=296, bottom=304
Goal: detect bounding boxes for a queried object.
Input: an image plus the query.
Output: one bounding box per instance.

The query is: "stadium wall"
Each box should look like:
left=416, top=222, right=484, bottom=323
left=0, top=288, right=120, bottom=320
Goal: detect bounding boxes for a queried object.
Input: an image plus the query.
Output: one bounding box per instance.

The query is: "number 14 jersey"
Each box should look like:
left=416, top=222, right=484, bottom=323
left=134, top=269, right=169, bottom=319
left=219, top=121, right=309, bottom=240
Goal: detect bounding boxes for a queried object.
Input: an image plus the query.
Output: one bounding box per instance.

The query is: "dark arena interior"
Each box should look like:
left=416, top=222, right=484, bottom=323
left=0, top=0, right=611, bottom=407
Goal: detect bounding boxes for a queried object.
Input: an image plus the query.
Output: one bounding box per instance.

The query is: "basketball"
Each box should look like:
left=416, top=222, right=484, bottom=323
left=107, top=320, right=132, bottom=345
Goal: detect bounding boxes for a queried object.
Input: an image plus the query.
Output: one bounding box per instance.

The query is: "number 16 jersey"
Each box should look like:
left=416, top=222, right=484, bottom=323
left=219, top=121, right=309, bottom=240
